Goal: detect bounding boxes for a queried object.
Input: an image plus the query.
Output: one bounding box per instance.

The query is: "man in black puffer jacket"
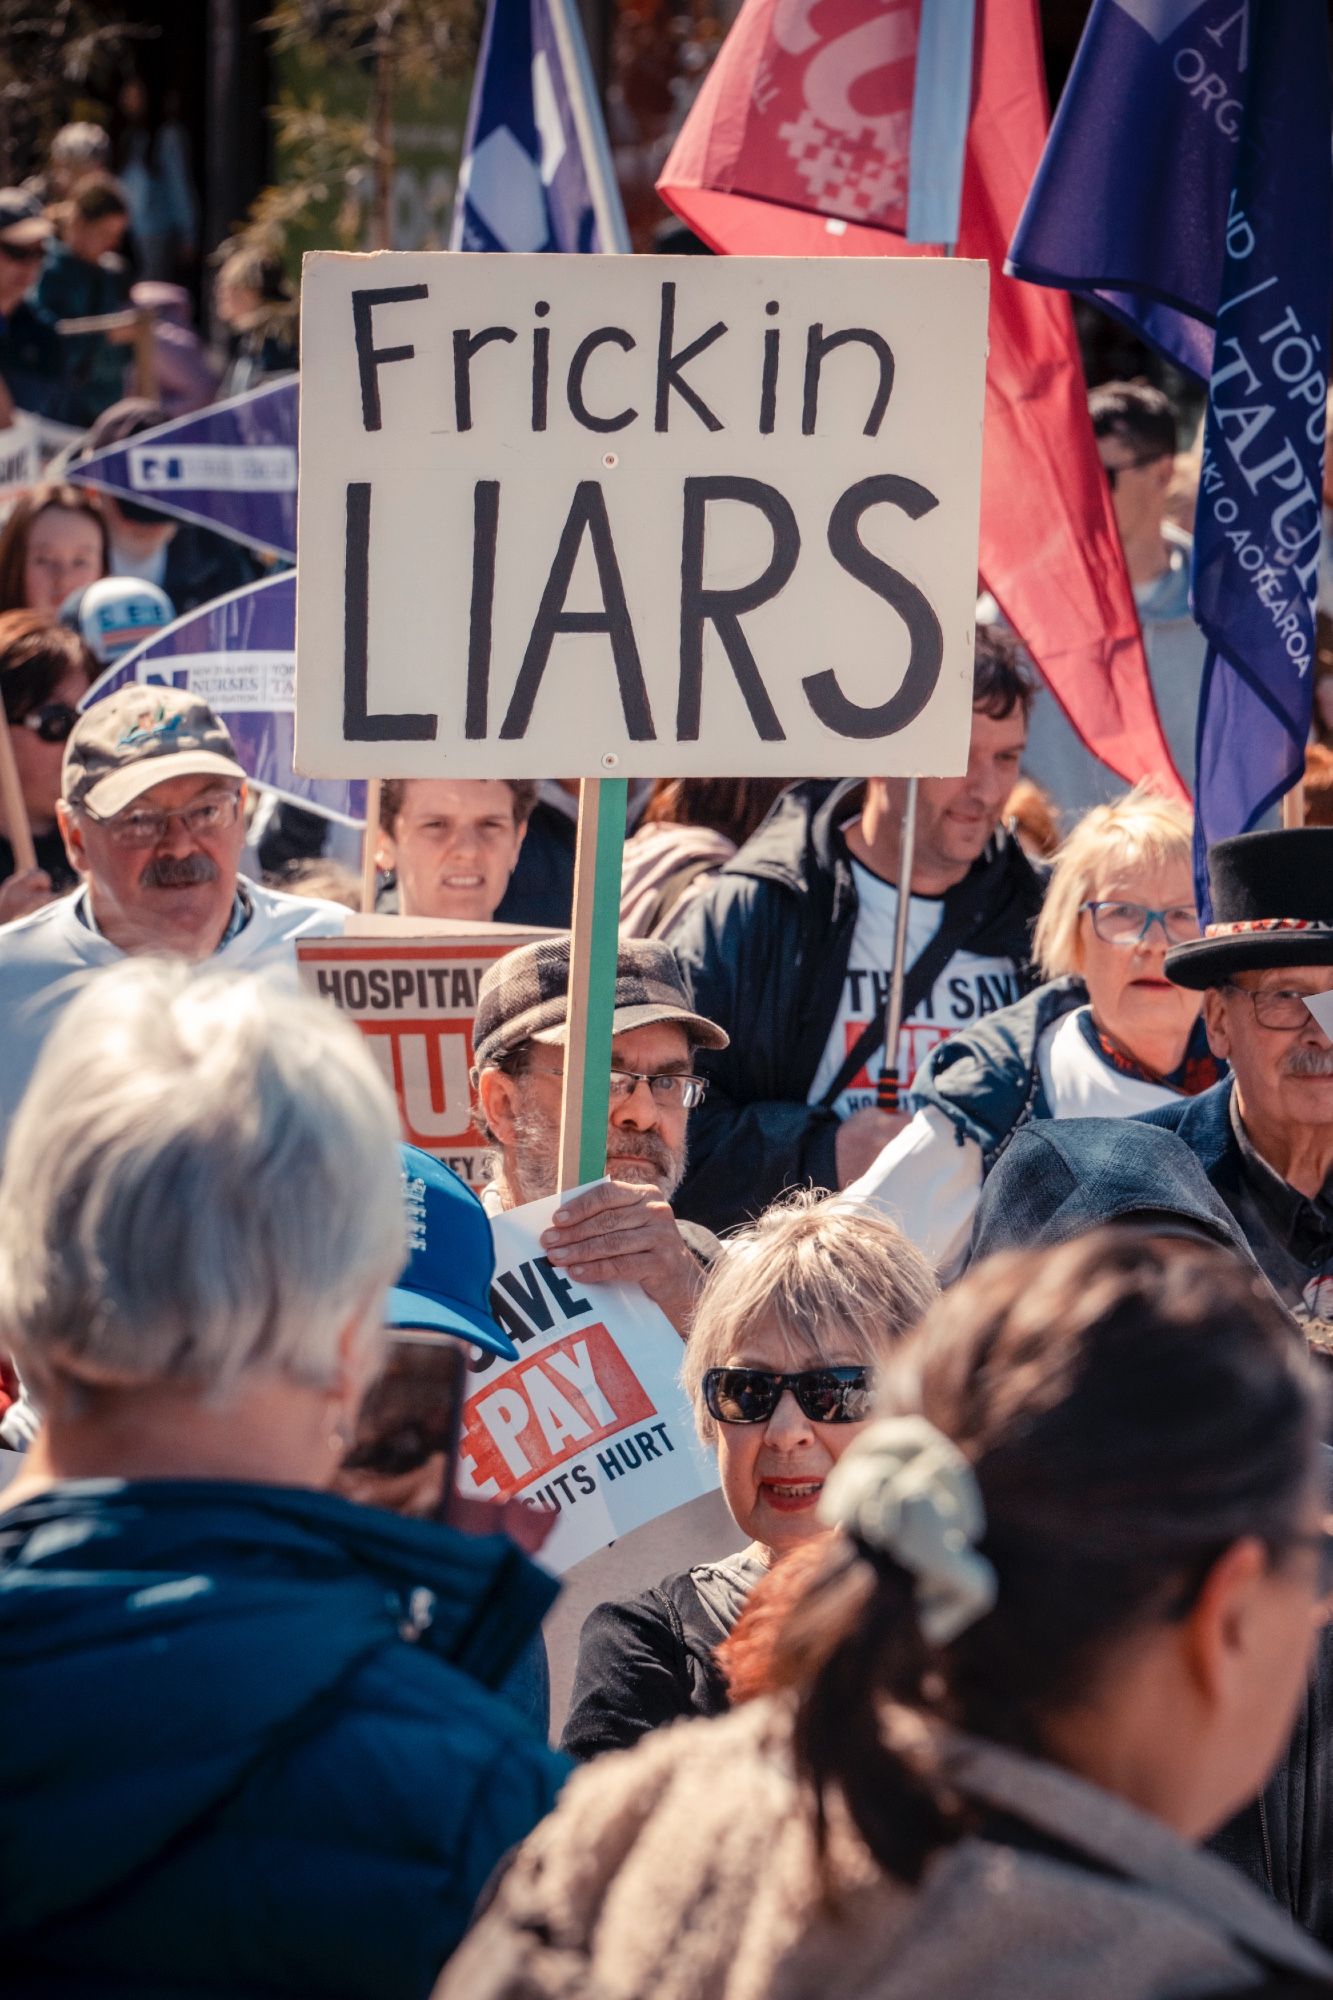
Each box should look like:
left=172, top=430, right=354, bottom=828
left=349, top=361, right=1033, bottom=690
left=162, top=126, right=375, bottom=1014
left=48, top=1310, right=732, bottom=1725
left=667, top=633, right=1045, bottom=1236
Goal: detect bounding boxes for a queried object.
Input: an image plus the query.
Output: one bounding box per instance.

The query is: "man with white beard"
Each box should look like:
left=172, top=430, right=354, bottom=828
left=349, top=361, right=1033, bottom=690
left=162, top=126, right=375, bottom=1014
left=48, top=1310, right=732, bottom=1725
left=472, top=935, right=728, bottom=1336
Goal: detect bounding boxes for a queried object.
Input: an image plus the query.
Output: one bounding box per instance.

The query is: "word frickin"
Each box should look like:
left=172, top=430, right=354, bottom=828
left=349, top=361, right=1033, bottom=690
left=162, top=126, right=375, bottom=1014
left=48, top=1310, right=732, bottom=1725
left=347, top=280, right=940, bottom=752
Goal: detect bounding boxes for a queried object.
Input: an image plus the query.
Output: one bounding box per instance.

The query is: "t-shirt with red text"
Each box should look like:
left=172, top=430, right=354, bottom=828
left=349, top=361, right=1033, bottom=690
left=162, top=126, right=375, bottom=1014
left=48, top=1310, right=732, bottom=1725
left=806, top=855, right=1025, bottom=1118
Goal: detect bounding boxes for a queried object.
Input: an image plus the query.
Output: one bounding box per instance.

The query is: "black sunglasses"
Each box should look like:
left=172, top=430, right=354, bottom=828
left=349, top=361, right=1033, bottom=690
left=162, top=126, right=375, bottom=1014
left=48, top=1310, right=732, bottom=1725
left=702, top=1365, right=875, bottom=1426
left=18, top=701, right=79, bottom=745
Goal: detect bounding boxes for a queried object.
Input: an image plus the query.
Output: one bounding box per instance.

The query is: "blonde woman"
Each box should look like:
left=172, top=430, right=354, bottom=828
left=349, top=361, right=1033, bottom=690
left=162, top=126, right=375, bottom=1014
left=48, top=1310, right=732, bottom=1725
left=560, top=1195, right=936, bottom=1761
left=843, top=787, right=1218, bottom=1276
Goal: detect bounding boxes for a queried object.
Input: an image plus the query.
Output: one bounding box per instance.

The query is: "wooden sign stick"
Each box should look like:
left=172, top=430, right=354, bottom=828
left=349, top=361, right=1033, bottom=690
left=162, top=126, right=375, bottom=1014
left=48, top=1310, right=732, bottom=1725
left=360, top=776, right=382, bottom=913
left=558, top=776, right=629, bottom=1193
left=0, top=702, right=37, bottom=874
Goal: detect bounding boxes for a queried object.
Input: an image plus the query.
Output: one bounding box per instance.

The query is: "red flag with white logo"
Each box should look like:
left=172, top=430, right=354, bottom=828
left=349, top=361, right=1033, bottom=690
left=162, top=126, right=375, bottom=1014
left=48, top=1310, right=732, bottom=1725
left=658, top=0, right=1186, bottom=798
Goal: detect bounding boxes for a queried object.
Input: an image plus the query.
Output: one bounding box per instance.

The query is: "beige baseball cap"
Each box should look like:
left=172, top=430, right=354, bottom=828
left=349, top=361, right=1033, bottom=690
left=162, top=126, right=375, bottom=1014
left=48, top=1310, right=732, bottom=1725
left=63, top=685, right=247, bottom=818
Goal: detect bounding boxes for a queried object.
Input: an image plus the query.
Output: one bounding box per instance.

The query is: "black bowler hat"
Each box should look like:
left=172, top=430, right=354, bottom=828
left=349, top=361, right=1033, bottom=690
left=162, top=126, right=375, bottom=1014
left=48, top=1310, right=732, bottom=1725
left=1165, top=829, right=1333, bottom=990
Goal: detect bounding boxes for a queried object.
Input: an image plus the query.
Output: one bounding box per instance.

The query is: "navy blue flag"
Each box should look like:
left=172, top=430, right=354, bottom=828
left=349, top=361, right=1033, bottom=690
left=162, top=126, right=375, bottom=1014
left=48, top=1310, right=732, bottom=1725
left=82, top=572, right=365, bottom=827
left=451, top=0, right=613, bottom=253
left=1008, top=1, right=1331, bottom=910
left=1007, top=0, right=1250, bottom=378
left=68, top=379, right=297, bottom=560
left=1190, top=10, right=1331, bottom=906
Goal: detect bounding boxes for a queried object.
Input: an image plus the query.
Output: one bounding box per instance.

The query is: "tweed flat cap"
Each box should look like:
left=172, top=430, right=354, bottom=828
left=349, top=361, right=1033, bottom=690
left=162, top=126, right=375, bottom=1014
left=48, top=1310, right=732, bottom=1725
left=472, top=935, right=728, bottom=1072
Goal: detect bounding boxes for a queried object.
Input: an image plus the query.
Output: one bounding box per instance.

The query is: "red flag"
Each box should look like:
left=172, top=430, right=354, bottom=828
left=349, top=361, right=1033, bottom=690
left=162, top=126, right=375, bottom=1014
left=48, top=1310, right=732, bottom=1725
left=658, top=0, right=1186, bottom=799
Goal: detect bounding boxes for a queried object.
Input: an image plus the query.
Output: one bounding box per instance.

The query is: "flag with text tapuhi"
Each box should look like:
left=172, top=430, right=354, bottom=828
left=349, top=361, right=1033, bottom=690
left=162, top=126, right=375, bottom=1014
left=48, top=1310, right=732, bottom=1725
left=82, top=572, right=365, bottom=826
left=68, top=378, right=297, bottom=559
left=1008, top=0, right=1332, bottom=911
left=657, top=0, right=1184, bottom=798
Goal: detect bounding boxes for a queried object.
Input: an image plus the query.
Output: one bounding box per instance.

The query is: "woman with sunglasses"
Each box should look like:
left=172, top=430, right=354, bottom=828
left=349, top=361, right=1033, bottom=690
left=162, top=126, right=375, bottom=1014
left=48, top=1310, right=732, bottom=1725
left=560, top=1195, right=936, bottom=1761
left=0, top=610, right=93, bottom=925
left=844, top=786, right=1217, bottom=1278
left=445, top=1233, right=1333, bottom=2000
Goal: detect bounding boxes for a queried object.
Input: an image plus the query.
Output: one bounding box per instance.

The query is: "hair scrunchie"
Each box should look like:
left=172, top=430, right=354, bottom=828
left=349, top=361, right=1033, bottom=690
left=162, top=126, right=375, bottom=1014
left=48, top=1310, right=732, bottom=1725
left=818, top=1415, right=999, bottom=1645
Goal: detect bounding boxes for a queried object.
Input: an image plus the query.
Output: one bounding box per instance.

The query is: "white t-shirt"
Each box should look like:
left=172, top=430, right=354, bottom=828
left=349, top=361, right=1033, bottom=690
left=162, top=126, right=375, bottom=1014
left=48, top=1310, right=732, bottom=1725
left=806, top=856, right=1025, bottom=1117
left=840, top=1007, right=1183, bottom=1279
left=0, top=877, right=348, bottom=1140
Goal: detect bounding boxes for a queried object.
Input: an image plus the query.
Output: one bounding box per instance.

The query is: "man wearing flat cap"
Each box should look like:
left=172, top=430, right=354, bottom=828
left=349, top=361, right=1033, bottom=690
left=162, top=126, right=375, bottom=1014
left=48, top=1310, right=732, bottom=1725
left=472, top=934, right=729, bottom=1337
left=1137, top=827, right=1333, bottom=1343
left=0, top=683, right=347, bottom=1137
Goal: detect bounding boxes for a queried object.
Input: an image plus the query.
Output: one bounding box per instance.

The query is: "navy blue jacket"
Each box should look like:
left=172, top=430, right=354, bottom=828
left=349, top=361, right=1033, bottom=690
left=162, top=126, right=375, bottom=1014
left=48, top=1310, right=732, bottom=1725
left=912, top=976, right=1086, bottom=1169
left=1138, top=1076, right=1246, bottom=1197
left=0, top=1480, right=568, bottom=1999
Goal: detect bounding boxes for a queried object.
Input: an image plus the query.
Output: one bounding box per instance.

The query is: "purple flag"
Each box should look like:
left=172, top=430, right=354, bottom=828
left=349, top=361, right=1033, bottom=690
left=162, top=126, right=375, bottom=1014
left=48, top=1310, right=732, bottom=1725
left=69, top=379, right=297, bottom=560
left=82, top=572, right=365, bottom=827
left=1007, top=0, right=1332, bottom=912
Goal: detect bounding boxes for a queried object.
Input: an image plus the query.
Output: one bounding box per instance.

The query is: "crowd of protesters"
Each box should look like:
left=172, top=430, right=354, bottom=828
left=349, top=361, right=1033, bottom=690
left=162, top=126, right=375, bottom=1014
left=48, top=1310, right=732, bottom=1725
left=6, top=92, right=1333, bottom=2000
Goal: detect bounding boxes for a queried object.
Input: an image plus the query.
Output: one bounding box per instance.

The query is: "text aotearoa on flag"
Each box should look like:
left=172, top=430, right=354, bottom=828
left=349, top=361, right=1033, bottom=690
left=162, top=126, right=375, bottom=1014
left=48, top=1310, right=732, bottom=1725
left=1009, top=0, right=1333, bottom=909
left=657, top=0, right=1185, bottom=799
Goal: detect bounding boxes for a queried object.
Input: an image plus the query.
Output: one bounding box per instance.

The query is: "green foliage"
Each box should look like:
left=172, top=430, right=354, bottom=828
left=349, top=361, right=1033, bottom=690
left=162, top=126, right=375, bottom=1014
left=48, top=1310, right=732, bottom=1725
left=0, top=0, right=150, bottom=184
left=233, top=0, right=477, bottom=262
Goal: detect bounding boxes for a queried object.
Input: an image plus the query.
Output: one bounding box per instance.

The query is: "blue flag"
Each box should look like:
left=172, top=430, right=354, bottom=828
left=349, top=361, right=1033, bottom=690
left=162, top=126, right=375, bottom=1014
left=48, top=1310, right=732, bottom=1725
left=1008, top=1, right=1331, bottom=911
left=451, top=0, right=616, bottom=253
left=1190, top=9, right=1331, bottom=909
left=69, top=379, right=297, bottom=560
left=1007, top=0, right=1250, bottom=379
left=82, top=572, right=365, bottom=827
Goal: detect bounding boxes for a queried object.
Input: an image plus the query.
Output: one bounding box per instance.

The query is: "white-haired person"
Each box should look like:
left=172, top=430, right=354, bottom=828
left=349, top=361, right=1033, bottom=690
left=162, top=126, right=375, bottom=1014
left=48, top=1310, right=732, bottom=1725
left=560, top=1195, right=936, bottom=1761
left=443, top=1232, right=1333, bottom=2000
left=843, top=786, right=1215, bottom=1276
left=0, top=962, right=566, bottom=1998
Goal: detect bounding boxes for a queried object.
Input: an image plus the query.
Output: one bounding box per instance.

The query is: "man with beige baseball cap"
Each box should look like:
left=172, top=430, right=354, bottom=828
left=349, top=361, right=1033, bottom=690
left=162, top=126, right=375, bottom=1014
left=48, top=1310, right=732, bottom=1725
left=0, top=683, right=348, bottom=1137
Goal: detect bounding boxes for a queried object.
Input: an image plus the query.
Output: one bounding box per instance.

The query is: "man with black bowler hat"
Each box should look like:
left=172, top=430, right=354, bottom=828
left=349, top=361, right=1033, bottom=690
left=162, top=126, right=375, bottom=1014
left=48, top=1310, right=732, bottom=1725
left=1141, top=826, right=1333, bottom=1349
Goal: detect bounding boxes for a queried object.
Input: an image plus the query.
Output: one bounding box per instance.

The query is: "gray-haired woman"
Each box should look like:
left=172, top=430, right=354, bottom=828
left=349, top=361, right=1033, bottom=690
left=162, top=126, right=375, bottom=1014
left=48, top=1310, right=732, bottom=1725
left=560, top=1195, right=936, bottom=1760
left=0, top=961, right=565, bottom=1997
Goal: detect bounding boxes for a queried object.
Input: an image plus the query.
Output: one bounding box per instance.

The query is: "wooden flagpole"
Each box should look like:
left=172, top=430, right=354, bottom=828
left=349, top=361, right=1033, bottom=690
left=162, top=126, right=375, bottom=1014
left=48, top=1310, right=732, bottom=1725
left=0, top=704, right=37, bottom=874
left=360, top=776, right=382, bottom=913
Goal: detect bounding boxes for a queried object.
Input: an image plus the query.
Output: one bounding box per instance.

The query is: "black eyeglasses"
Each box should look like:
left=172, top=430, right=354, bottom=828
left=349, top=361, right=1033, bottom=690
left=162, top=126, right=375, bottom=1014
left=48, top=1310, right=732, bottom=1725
left=0, top=240, right=45, bottom=264
left=702, top=1365, right=875, bottom=1426
left=18, top=701, right=79, bottom=745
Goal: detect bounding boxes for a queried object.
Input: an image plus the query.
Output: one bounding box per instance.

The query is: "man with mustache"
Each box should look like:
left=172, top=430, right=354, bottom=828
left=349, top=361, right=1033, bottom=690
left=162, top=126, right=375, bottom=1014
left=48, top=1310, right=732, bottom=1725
left=471, top=936, right=729, bottom=1337
left=1135, top=828, right=1333, bottom=1349
left=0, top=684, right=347, bottom=1141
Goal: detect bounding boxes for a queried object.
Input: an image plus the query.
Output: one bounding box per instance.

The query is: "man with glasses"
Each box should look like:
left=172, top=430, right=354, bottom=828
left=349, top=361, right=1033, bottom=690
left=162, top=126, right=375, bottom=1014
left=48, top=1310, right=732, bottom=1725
left=998, top=379, right=1206, bottom=815
left=0, top=684, right=347, bottom=1137
left=1136, top=827, right=1333, bottom=1347
left=471, top=935, right=729, bottom=1337
left=0, top=190, right=63, bottom=422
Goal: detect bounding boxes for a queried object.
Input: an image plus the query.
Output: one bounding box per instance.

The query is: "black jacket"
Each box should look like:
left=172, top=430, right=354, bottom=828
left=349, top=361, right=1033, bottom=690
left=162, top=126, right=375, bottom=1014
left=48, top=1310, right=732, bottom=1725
left=561, top=1557, right=761, bottom=1762
left=160, top=522, right=261, bottom=618
left=667, top=780, right=1045, bottom=1234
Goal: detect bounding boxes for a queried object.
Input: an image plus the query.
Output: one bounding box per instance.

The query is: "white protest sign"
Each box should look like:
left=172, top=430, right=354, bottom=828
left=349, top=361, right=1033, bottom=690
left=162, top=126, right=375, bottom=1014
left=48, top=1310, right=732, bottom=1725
left=295, top=251, right=988, bottom=781
left=458, top=1186, right=718, bottom=1574
left=1302, top=991, right=1333, bottom=1041
left=297, top=916, right=553, bottom=1193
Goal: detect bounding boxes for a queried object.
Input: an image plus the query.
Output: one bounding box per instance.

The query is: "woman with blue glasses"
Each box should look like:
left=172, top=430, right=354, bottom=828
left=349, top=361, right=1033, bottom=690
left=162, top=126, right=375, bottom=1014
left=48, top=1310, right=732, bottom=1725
left=843, top=787, right=1218, bottom=1278
left=560, top=1194, right=936, bottom=1761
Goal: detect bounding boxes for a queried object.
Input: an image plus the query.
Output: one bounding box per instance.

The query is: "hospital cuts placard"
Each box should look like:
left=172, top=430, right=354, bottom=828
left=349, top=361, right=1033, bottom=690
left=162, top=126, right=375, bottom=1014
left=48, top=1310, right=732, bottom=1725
left=459, top=1189, right=718, bottom=1574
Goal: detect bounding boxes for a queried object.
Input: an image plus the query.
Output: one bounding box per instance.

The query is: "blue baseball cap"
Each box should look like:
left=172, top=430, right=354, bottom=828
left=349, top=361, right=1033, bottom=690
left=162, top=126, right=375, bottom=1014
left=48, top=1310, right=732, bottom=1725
left=388, top=1145, right=516, bottom=1362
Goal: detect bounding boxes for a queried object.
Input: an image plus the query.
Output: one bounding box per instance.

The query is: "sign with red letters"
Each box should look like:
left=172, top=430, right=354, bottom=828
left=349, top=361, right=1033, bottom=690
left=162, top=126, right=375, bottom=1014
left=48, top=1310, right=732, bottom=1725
left=460, top=1189, right=719, bottom=1573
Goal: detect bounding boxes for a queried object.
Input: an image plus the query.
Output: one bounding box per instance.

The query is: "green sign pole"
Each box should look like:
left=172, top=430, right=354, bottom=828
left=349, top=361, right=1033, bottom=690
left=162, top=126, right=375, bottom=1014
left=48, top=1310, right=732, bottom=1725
left=557, top=776, right=629, bottom=1191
